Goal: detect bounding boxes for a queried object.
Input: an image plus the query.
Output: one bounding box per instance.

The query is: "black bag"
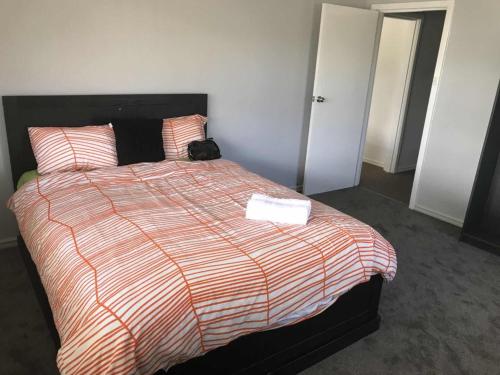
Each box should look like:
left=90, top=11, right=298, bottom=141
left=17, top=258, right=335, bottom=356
left=187, top=138, right=221, bottom=161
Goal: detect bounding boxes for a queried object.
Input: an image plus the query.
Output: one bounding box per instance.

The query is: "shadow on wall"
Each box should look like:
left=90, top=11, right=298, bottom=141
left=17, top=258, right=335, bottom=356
left=0, top=104, right=17, bottom=245
left=221, top=140, right=300, bottom=190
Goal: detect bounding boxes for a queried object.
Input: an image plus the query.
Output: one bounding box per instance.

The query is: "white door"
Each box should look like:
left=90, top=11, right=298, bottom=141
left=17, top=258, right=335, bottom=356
left=303, top=4, right=381, bottom=195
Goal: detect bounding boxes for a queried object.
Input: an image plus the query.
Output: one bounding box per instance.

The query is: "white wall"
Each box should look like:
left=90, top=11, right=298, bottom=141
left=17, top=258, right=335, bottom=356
left=0, top=0, right=366, bottom=245
left=364, top=16, right=417, bottom=169
left=3, top=0, right=496, bottom=239
left=365, top=0, right=500, bottom=226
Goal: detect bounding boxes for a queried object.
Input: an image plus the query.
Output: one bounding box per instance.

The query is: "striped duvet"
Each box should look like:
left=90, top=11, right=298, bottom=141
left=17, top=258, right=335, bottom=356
left=8, top=159, right=397, bottom=375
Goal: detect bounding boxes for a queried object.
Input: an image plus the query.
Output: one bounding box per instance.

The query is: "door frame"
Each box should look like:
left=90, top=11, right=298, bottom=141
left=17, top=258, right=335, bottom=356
left=385, top=17, right=421, bottom=174
left=369, top=0, right=455, bottom=210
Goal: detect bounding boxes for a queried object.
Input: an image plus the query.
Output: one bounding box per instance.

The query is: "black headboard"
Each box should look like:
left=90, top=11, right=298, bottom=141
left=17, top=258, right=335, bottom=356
left=2, top=94, right=207, bottom=187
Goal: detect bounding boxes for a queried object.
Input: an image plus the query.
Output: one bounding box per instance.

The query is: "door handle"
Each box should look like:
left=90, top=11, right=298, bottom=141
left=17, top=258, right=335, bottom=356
left=316, top=96, right=326, bottom=103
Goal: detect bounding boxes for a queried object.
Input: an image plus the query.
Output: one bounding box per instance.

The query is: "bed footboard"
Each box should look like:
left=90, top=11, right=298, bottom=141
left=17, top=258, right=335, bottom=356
left=19, top=236, right=383, bottom=375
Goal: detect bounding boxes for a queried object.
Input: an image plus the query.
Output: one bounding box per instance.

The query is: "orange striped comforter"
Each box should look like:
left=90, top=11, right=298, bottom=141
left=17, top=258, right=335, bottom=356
left=8, top=159, right=397, bottom=375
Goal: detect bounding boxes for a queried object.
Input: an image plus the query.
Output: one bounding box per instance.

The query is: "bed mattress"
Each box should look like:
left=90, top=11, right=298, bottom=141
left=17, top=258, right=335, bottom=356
left=8, top=159, right=397, bottom=375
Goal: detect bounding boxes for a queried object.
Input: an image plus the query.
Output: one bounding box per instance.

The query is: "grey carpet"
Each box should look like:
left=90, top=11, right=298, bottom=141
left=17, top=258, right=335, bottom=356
left=360, top=162, right=415, bottom=204
left=0, top=243, right=58, bottom=374
left=302, top=187, right=500, bottom=375
left=1, top=187, right=499, bottom=375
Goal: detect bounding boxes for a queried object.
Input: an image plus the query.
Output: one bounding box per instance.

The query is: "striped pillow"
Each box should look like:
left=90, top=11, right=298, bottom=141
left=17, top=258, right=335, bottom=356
left=28, top=124, right=118, bottom=175
left=162, top=114, right=207, bottom=160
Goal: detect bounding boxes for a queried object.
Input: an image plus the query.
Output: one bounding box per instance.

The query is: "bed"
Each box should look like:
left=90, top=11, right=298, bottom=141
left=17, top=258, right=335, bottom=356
left=3, top=94, right=396, bottom=375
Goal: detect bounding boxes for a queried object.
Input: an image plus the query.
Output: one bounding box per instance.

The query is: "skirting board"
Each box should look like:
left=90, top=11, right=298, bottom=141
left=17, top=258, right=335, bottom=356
left=362, top=157, right=385, bottom=169
left=363, top=158, right=416, bottom=173
left=413, top=204, right=464, bottom=227
left=0, top=236, right=18, bottom=250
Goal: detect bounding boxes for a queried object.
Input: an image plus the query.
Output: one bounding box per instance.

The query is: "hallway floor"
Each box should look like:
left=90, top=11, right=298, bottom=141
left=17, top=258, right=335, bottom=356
left=360, top=162, right=415, bottom=204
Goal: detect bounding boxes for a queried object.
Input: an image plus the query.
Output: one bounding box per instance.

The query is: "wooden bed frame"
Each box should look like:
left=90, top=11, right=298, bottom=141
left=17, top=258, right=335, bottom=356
left=4, top=94, right=384, bottom=375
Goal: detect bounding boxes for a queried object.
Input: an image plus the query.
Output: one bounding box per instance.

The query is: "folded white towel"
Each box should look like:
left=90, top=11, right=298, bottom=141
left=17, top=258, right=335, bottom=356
left=245, top=193, right=311, bottom=225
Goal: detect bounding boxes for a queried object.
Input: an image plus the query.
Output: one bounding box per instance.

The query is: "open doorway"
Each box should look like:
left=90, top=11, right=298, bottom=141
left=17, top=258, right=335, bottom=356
left=360, top=11, right=445, bottom=204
